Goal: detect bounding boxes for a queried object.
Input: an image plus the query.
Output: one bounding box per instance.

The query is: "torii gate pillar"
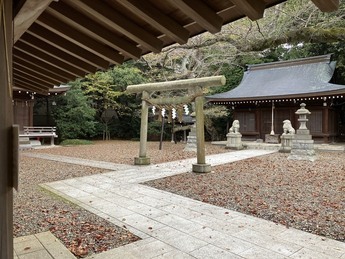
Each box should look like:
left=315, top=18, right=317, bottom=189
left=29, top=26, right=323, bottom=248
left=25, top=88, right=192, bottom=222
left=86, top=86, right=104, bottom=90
left=127, top=76, right=226, bottom=173
left=192, top=89, right=211, bottom=172
left=135, top=91, right=151, bottom=165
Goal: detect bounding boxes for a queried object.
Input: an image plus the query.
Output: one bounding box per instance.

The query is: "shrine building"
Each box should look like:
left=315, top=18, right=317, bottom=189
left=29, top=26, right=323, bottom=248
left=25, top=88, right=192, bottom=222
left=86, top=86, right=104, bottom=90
left=207, top=54, right=345, bottom=143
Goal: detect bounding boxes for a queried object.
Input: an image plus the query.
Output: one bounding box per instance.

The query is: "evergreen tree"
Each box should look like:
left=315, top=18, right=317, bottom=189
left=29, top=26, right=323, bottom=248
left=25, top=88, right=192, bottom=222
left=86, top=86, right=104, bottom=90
left=51, top=81, right=97, bottom=140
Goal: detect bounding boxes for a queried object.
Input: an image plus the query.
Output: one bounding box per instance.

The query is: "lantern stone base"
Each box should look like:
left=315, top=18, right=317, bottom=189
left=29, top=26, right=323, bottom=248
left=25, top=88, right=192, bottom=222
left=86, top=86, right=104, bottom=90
left=184, top=128, right=197, bottom=152
left=134, top=156, right=151, bottom=165
left=192, top=163, right=211, bottom=173
left=288, top=134, right=316, bottom=161
left=226, top=133, right=243, bottom=150
left=184, top=135, right=197, bottom=152
left=279, top=134, right=295, bottom=153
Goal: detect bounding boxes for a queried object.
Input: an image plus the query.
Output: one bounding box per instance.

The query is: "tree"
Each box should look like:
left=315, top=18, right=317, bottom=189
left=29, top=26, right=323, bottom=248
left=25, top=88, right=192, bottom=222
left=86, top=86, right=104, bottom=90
left=51, top=81, right=97, bottom=140
left=78, top=63, right=146, bottom=139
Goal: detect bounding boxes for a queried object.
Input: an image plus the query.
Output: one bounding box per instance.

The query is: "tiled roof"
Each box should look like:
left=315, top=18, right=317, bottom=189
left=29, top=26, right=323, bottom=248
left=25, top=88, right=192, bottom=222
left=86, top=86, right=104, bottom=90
left=207, top=54, right=345, bottom=102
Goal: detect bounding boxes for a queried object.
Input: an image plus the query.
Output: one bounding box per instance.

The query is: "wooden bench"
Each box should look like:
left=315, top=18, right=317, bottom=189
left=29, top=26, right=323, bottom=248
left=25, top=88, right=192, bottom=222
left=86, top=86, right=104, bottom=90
left=19, top=126, right=58, bottom=146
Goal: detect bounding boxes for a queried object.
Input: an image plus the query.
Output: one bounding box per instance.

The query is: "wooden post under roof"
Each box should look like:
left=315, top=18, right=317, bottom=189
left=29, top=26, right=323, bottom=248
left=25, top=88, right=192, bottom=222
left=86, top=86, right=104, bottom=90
left=0, top=0, right=14, bottom=257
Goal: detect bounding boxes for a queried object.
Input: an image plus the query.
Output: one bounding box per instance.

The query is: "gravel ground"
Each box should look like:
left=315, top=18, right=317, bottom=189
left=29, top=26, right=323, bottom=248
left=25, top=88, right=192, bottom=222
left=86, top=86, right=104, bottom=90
left=17, top=141, right=226, bottom=257
left=30, top=140, right=229, bottom=164
left=15, top=156, right=140, bottom=258
left=18, top=140, right=344, bottom=259
left=144, top=151, right=345, bottom=242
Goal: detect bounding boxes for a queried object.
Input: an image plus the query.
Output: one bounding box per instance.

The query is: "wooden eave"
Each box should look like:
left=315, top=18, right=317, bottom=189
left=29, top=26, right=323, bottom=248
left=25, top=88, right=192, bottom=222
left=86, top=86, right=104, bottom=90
left=210, top=90, right=345, bottom=105
left=12, top=0, right=339, bottom=95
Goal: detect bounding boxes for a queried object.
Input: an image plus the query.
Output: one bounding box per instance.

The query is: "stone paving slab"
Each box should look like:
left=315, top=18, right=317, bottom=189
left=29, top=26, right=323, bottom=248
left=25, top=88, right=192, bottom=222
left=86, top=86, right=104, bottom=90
left=36, top=150, right=345, bottom=258
left=22, top=153, right=137, bottom=171
left=14, top=231, right=76, bottom=259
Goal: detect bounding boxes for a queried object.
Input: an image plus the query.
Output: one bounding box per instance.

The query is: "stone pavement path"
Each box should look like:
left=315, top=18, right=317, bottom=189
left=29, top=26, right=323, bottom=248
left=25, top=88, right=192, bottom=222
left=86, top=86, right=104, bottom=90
left=33, top=150, right=345, bottom=259
left=14, top=232, right=75, bottom=259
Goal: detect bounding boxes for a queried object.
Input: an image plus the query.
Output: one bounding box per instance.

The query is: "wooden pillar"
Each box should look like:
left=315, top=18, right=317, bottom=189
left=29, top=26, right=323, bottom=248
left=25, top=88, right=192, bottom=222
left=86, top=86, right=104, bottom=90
left=0, top=0, right=14, bottom=257
left=255, top=109, right=260, bottom=139
left=192, top=87, right=211, bottom=173
left=322, top=106, right=329, bottom=143
left=135, top=91, right=150, bottom=165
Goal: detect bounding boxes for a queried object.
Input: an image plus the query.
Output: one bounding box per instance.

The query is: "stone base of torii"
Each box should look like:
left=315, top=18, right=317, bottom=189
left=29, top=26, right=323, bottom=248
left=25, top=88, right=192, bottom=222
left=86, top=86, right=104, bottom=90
left=126, top=76, right=226, bottom=173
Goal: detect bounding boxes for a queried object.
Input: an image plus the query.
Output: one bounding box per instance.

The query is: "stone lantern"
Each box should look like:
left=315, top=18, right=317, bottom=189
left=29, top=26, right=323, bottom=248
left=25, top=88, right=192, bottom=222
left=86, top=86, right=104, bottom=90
left=288, top=103, right=316, bottom=161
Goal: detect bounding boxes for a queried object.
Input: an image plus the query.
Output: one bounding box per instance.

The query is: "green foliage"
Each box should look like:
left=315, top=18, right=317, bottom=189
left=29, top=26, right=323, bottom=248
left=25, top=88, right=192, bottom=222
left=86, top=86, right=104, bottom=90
left=209, top=64, right=244, bottom=94
left=204, top=106, right=231, bottom=141
left=75, top=63, right=146, bottom=139
left=306, top=42, right=345, bottom=84
left=147, top=120, right=163, bottom=136
left=60, top=139, right=93, bottom=146
left=51, top=82, right=97, bottom=140
left=147, top=120, right=172, bottom=141
left=108, top=64, right=147, bottom=91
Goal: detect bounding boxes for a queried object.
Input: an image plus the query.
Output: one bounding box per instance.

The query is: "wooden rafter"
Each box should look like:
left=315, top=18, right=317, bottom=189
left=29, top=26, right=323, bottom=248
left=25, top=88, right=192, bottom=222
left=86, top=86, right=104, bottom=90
left=169, top=0, right=223, bottom=34
left=310, top=0, right=339, bottom=12
left=47, top=2, right=142, bottom=59
left=13, top=58, right=69, bottom=83
left=36, top=12, right=124, bottom=65
left=14, top=78, right=50, bottom=93
left=14, top=68, right=58, bottom=86
left=13, top=65, right=61, bottom=86
left=14, top=52, right=75, bottom=81
left=27, top=24, right=109, bottom=69
left=13, top=0, right=53, bottom=43
left=116, top=0, right=190, bottom=44
left=14, top=70, right=55, bottom=88
left=64, top=0, right=163, bottom=52
left=20, top=34, right=96, bottom=74
left=14, top=41, right=87, bottom=77
left=230, top=0, right=265, bottom=20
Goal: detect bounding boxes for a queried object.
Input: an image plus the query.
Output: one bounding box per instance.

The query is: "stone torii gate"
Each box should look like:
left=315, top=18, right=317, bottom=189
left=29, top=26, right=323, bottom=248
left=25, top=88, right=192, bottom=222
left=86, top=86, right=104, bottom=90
left=126, top=76, right=226, bottom=173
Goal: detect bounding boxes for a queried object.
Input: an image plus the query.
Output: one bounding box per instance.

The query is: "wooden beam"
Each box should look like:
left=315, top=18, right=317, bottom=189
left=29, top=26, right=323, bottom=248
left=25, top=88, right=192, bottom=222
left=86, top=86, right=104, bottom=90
left=36, top=12, right=125, bottom=65
left=230, top=0, right=265, bottom=20
left=64, top=0, right=163, bottom=52
left=14, top=41, right=87, bottom=77
left=13, top=80, right=50, bottom=94
left=13, top=64, right=61, bottom=85
left=311, top=0, right=339, bottom=12
left=27, top=24, right=109, bottom=69
left=170, top=0, right=223, bottom=34
left=14, top=68, right=57, bottom=86
left=13, top=58, right=68, bottom=83
left=14, top=75, right=51, bottom=89
left=1, top=0, right=14, bottom=257
left=47, top=2, right=142, bottom=59
left=14, top=51, right=75, bottom=81
left=116, top=0, right=190, bottom=44
left=14, top=76, right=50, bottom=91
left=13, top=0, right=53, bottom=43
left=14, top=74, right=52, bottom=92
left=19, top=34, right=96, bottom=74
